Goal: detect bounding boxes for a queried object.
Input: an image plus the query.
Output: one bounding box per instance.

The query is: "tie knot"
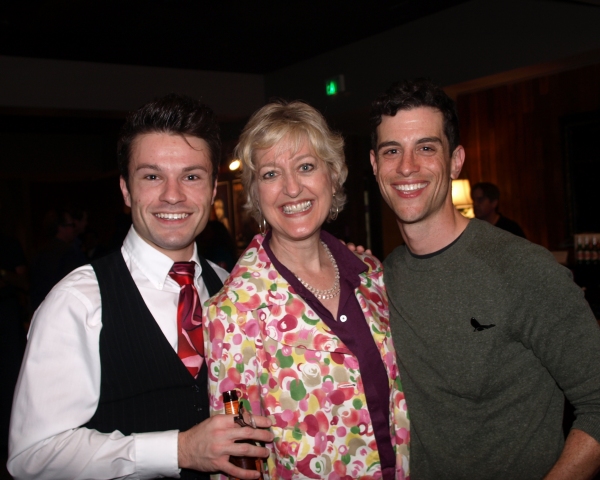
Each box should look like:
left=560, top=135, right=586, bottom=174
left=169, top=261, right=196, bottom=286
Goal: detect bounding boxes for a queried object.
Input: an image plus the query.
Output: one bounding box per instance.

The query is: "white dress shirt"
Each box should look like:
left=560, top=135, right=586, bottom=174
left=8, top=227, right=229, bottom=480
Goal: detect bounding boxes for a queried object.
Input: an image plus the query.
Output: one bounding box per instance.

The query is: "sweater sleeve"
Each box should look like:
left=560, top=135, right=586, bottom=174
left=513, top=246, right=600, bottom=442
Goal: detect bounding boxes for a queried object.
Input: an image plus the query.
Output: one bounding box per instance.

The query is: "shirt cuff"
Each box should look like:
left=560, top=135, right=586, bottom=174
left=133, top=430, right=180, bottom=479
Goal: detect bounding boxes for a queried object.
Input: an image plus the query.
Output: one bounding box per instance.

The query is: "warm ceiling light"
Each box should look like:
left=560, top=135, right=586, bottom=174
left=229, top=159, right=241, bottom=171
left=452, top=179, right=474, bottom=218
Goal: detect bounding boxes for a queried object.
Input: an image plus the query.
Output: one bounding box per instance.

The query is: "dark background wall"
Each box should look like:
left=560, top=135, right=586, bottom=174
left=2, top=0, right=600, bottom=259
left=264, top=0, right=600, bottom=126
left=457, top=62, right=600, bottom=251
left=0, top=56, right=265, bottom=118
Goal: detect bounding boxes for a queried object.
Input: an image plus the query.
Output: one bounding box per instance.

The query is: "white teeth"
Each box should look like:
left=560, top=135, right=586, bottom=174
left=155, top=213, right=189, bottom=220
left=394, top=182, right=427, bottom=191
left=282, top=200, right=312, bottom=214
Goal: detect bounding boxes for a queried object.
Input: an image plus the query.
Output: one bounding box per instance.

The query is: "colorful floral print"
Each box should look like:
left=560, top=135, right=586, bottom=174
left=205, top=234, right=409, bottom=479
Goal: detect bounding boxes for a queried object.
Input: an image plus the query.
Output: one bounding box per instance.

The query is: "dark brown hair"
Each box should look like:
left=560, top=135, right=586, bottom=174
left=117, top=93, right=221, bottom=185
left=370, top=78, right=460, bottom=154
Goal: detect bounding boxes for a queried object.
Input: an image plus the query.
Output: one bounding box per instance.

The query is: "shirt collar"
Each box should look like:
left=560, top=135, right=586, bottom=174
left=262, top=229, right=367, bottom=291
left=320, top=230, right=368, bottom=283
left=122, top=226, right=201, bottom=289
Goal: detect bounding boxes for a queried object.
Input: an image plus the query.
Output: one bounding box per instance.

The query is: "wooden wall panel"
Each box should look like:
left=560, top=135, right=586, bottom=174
left=456, top=63, right=600, bottom=250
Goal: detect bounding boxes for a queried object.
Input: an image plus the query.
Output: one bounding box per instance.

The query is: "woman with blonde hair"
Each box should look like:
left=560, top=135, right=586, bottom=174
left=205, top=100, right=409, bottom=479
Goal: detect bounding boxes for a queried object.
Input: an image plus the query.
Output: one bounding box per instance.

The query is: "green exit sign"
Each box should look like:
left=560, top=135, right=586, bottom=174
left=325, top=75, right=345, bottom=96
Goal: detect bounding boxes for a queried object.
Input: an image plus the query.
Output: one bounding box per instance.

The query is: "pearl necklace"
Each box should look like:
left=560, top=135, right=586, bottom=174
left=294, top=241, right=340, bottom=300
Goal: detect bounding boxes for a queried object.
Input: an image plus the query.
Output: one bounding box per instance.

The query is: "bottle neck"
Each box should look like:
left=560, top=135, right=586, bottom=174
left=223, top=390, right=240, bottom=415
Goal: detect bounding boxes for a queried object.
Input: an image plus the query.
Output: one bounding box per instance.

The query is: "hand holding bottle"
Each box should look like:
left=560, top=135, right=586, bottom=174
left=223, top=390, right=265, bottom=480
left=177, top=401, right=272, bottom=479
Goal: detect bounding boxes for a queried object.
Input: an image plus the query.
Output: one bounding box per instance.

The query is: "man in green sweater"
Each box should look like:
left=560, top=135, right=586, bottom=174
left=369, top=78, right=600, bottom=479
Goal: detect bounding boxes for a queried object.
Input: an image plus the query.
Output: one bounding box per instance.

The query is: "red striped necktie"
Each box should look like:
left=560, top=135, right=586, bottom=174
left=169, top=262, right=204, bottom=378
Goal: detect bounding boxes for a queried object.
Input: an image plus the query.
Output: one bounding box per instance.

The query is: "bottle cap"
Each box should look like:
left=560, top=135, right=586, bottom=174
left=223, top=390, right=239, bottom=403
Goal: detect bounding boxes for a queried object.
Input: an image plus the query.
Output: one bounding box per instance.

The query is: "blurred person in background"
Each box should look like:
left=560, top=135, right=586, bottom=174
left=29, top=205, right=88, bottom=309
left=0, top=227, right=28, bottom=462
left=471, top=181, right=526, bottom=238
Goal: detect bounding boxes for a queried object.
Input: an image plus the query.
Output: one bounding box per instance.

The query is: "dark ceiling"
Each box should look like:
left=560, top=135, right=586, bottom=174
left=1, top=0, right=468, bottom=74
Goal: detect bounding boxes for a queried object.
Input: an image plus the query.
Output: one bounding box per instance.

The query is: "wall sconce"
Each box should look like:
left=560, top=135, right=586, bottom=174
left=228, top=159, right=241, bottom=171
left=452, top=179, right=474, bottom=218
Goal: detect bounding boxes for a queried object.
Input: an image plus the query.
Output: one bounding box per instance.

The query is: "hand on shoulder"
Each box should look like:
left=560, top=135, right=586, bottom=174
left=341, top=238, right=373, bottom=256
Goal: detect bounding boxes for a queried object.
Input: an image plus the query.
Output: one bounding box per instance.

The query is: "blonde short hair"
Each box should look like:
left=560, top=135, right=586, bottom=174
left=234, top=100, right=347, bottom=224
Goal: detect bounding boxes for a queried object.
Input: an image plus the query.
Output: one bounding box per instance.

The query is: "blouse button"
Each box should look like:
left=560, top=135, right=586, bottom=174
left=340, top=315, right=348, bottom=322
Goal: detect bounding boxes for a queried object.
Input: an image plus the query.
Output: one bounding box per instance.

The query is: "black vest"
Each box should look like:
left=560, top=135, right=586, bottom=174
left=87, top=251, right=223, bottom=480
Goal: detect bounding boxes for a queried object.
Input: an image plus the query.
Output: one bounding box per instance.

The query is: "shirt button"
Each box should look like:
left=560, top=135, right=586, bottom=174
left=340, top=315, right=347, bottom=322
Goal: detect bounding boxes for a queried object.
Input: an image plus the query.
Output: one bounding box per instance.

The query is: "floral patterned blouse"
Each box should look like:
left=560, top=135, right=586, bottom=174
left=205, top=233, right=410, bottom=479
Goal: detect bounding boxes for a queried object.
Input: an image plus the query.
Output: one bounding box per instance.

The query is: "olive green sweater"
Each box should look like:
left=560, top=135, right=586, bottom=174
left=385, top=219, right=600, bottom=479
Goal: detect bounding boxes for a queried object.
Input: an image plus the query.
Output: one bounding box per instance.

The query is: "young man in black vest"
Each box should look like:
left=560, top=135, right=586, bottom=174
left=8, top=94, right=272, bottom=480
left=369, top=79, right=600, bottom=479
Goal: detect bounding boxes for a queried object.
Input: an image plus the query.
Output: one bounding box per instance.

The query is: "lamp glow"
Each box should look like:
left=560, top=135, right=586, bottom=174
left=229, top=159, right=241, bottom=171
left=452, top=179, right=474, bottom=218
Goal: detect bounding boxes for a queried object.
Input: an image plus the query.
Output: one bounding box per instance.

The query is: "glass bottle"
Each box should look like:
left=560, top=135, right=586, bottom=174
left=592, top=236, right=599, bottom=265
left=222, top=390, right=264, bottom=480
left=584, top=236, right=592, bottom=265
left=576, top=236, right=584, bottom=265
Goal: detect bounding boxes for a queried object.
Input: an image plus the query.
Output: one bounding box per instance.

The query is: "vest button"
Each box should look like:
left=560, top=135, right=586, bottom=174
left=192, top=385, right=200, bottom=392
